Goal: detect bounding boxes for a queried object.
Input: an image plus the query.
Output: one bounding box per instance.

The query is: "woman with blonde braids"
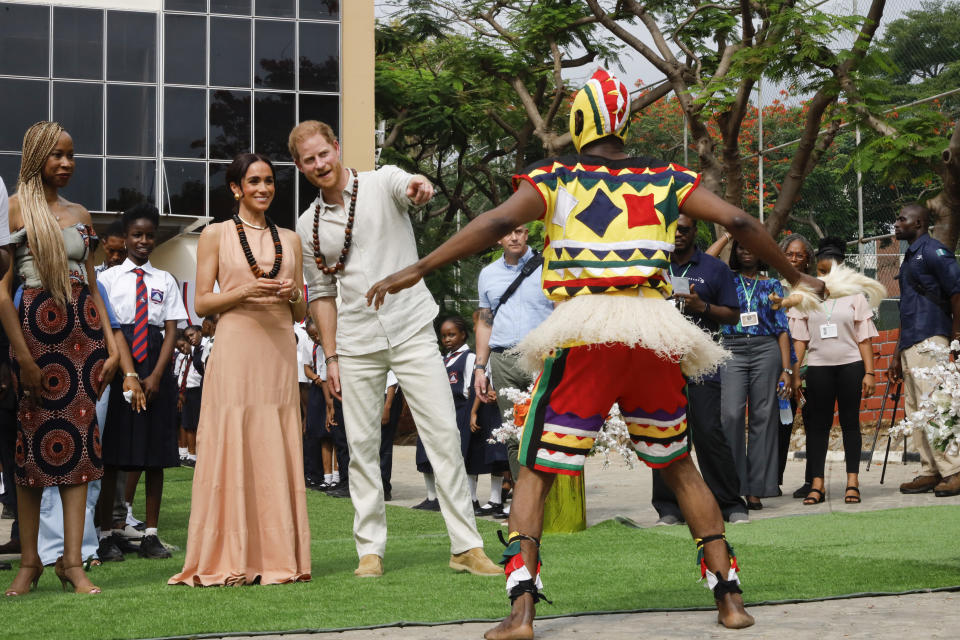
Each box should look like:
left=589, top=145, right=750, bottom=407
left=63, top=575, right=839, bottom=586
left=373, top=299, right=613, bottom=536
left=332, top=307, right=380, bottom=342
left=0, top=122, right=126, bottom=595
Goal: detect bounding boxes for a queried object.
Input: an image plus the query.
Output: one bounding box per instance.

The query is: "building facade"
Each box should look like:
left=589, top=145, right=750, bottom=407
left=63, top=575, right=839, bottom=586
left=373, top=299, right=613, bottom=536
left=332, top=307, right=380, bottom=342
left=0, top=0, right=374, bottom=237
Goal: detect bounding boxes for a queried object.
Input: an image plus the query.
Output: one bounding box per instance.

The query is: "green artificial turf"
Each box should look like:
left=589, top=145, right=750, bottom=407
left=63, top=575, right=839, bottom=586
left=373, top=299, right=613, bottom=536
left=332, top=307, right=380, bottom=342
left=3, top=467, right=960, bottom=640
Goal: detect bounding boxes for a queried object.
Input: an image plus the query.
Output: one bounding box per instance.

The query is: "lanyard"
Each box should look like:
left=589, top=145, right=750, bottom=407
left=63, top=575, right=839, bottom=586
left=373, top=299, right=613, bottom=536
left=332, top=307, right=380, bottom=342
left=669, top=263, right=692, bottom=279
left=738, top=274, right=759, bottom=310
left=821, top=299, right=838, bottom=322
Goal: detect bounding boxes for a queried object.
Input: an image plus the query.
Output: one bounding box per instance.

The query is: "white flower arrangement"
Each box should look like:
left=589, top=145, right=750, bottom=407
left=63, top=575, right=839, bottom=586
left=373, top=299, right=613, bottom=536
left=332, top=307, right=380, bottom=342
left=489, top=386, right=639, bottom=469
left=889, top=339, right=960, bottom=457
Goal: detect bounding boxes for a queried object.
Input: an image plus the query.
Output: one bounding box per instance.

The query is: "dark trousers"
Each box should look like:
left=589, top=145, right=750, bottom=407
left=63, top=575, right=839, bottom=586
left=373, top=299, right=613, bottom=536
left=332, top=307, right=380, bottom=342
left=0, top=404, right=18, bottom=540
left=652, top=380, right=747, bottom=520
left=804, top=361, right=865, bottom=477
left=330, top=399, right=349, bottom=482
left=379, top=388, right=404, bottom=494
left=779, top=397, right=811, bottom=486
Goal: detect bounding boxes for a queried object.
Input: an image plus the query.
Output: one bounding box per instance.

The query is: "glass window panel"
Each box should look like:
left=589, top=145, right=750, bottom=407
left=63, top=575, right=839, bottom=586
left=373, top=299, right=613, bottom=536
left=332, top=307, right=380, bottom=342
left=165, top=14, right=206, bottom=85
left=298, top=93, right=339, bottom=136
left=107, top=85, right=156, bottom=157
left=209, top=89, right=250, bottom=159
left=0, top=154, right=22, bottom=192
left=298, top=171, right=319, bottom=216
left=269, top=164, right=296, bottom=229
left=210, top=17, right=250, bottom=87
left=0, top=79, right=49, bottom=153
left=208, top=161, right=234, bottom=221
left=60, top=157, right=103, bottom=211
left=107, top=11, right=157, bottom=83
left=254, top=92, right=294, bottom=159
left=53, top=8, right=103, bottom=80
left=211, top=0, right=250, bottom=15
left=164, top=161, right=206, bottom=216
left=106, top=159, right=155, bottom=211
left=0, top=3, right=49, bottom=77
left=165, top=88, right=206, bottom=159
left=300, top=0, right=340, bottom=20
left=53, top=82, right=103, bottom=156
left=165, top=0, right=206, bottom=11
left=254, top=20, right=294, bottom=90
left=299, top=22, right=339, bottom=92
left=255, top=0, right=294, bottom=18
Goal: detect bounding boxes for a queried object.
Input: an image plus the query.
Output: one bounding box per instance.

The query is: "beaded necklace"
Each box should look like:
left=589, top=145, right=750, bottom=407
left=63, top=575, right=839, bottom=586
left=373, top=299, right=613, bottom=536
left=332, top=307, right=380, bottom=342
left=233, top=214, right=283, bottom=279
left=313, top=167, right=358, bottom=275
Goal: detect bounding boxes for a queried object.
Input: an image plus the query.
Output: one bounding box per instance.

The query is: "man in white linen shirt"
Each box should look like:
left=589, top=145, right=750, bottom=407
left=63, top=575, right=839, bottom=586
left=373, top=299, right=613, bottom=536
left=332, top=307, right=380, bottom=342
left=290, top=120, right=499, bottom=578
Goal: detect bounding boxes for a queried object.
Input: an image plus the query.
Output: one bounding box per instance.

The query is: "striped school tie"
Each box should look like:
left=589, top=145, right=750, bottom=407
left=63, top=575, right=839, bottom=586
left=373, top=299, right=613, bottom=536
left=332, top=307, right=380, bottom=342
left=132, top=268, right=148, bottom=363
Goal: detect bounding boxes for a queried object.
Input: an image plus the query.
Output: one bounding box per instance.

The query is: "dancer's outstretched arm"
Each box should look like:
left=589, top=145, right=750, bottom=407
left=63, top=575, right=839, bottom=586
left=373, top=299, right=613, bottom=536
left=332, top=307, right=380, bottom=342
left=365, top=181, right=544, bottom=309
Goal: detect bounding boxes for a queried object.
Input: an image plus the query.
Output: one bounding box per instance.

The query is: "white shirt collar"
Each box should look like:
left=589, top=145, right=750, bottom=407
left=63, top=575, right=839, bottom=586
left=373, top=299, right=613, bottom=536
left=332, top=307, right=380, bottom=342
left=120, top=258, right=157, bottom=274
left=316, top=171, right=358, bottom=211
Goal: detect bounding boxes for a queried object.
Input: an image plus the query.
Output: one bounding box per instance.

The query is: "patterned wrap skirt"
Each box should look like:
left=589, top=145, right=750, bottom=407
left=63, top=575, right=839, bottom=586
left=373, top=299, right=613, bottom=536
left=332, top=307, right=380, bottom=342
left=11, top=283, right=106, bottom=487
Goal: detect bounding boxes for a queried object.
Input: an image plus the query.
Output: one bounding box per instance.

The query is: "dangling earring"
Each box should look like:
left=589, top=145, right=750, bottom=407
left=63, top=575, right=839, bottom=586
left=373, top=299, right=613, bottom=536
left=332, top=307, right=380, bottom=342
left=234, top=191, right=241, bottom=201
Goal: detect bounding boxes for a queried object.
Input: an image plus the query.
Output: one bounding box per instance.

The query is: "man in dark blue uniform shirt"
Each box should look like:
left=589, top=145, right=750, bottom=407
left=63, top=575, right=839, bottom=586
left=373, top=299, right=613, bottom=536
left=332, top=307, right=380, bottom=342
left=651, top=214, right=749, bottom=523
left=890, top=204, right=960, bottom=497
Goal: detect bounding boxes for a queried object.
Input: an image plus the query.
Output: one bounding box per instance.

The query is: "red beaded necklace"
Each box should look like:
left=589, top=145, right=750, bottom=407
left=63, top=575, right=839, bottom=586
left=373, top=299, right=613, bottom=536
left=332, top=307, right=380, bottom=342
left=313, top=167, right=358, bottom=275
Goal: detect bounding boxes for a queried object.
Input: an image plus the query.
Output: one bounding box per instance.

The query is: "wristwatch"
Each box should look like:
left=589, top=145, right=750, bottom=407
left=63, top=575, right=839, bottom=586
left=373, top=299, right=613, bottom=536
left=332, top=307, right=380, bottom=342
left=474, top=363, right=487, bottom=370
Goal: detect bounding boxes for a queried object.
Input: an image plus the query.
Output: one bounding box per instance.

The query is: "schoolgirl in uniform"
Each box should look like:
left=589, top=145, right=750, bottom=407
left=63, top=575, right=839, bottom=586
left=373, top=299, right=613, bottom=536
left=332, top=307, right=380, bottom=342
left=414, top=316, right=494, bottom=511
left=97, top=204, right=187, bottom=559
left=302, top=318, right=338, bottom=488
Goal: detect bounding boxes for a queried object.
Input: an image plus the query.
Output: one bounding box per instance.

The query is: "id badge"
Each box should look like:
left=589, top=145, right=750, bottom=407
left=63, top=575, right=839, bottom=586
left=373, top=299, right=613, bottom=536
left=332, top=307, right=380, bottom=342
left=671, top=276, right=690, bottom=295
left=740, top=312, right=759, bottom=327
left=819, top=323, right=838, bottom=339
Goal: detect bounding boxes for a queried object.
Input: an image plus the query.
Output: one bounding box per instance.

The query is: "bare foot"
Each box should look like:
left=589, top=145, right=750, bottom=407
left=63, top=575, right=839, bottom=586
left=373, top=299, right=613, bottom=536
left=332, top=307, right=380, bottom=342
left=484, top=593, right=535, bottom=640
left=716, top=592, right=755, bottom=629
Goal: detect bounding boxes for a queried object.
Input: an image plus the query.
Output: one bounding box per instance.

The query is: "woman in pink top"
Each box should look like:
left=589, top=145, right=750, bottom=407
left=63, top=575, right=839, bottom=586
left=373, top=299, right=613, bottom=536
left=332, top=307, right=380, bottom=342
left=788, top=238, right=878, bottom=505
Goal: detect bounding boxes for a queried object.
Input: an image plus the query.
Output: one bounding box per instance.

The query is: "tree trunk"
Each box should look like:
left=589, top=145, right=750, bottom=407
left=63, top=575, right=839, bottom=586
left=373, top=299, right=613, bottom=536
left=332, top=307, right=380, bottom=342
left=926, top=119, right=960, bottom=250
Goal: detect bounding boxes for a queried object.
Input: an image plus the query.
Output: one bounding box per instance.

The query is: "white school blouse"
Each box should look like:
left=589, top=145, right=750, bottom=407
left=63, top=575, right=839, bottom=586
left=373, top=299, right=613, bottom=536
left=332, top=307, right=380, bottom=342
left=98, top=258, right=187, bottom=326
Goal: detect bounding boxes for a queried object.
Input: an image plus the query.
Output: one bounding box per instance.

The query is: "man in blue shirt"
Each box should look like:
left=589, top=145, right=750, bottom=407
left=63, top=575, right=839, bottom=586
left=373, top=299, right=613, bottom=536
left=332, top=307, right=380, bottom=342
left=890, top=204, right=960, bottom=497
left=475, top=225, right=554, bottom=514
left=651, top=214, right=748, bottom=524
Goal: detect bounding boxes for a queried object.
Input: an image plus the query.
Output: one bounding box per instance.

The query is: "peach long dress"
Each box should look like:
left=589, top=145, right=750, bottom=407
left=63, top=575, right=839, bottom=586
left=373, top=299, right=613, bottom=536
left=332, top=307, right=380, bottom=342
left=169, top=220, right=311, bottom=586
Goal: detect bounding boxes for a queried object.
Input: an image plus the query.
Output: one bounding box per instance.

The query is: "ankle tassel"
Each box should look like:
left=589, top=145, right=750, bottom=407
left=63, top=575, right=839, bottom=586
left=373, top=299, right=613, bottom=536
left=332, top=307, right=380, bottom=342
left=695, top=533, right=739, bottom=580
left=499, top=530, right=550, bottom=605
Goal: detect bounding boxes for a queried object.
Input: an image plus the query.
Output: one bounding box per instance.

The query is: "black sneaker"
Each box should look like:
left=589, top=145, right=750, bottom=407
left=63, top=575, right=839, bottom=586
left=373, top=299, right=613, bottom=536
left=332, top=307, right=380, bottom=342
left=97, top=536, right=125, bottom=563
left=137, top=534, right=172, bottom=559
left=472, top=500, right=481, bottom=514
left=109, top=532, right=139, bottom=554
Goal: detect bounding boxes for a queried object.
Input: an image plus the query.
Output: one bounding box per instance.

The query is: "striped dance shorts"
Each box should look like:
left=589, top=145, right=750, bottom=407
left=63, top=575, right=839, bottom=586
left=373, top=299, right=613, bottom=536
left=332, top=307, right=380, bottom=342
left=518, top=342, right=688, bottom=475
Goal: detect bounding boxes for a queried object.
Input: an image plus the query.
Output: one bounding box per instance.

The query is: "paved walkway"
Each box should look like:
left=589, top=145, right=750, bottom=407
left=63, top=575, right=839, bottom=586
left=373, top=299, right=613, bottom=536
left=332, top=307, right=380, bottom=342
left=4, top=446, right=960, bottom=639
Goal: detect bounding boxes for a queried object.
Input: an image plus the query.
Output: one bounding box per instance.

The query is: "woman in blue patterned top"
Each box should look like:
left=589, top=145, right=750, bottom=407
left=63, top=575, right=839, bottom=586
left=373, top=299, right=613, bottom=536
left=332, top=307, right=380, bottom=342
left=720, top=241, right=793, bottom=510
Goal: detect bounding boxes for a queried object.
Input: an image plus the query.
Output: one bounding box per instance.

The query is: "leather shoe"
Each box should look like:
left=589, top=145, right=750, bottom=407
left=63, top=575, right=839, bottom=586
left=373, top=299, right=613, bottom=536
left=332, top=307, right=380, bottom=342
left=449, top=547, right=501, bottom=576
left=0, top=538, right=21, bottom=554
left=137, top=534, right=172, bottom=559
left=97, top=536, right=124, bottom=563
left=900, top=474, right=941, bottom=494
left=934, top=472, right=960, bottom=497
left=411, top=498, right=440, bottom=511
left=476, top=502, right=505, bottom=517
left=109, top=532, right=139, bottom=554
left=327, top=483, right=351, bottom=498
left=1, top=504, right=14, bottom=519
left=0, top=560, right=10, bottom=570
left=792, top=483, right=812, bottom=499
left=354, top=554, right=383, bottom=578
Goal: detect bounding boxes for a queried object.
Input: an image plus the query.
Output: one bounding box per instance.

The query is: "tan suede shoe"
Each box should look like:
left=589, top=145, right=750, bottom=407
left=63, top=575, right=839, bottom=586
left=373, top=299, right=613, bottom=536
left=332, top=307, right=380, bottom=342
left=934, top=473, right=960, bottom=497
left=354, top=554, right=383, bottom=578
left=449, top=547, right=501, bottom=576
left=900, top=474, right=941, bottom=494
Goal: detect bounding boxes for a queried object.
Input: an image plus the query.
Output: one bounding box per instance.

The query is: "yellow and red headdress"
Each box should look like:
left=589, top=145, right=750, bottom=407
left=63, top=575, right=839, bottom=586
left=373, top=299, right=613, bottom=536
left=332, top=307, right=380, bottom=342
left=569, top=69, right=631, bottom=152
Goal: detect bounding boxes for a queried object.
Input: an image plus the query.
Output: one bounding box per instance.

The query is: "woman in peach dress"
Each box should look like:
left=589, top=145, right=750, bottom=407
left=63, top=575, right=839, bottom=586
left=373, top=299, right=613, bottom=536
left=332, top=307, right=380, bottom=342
left=169, top=153, right=311, bottom=586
